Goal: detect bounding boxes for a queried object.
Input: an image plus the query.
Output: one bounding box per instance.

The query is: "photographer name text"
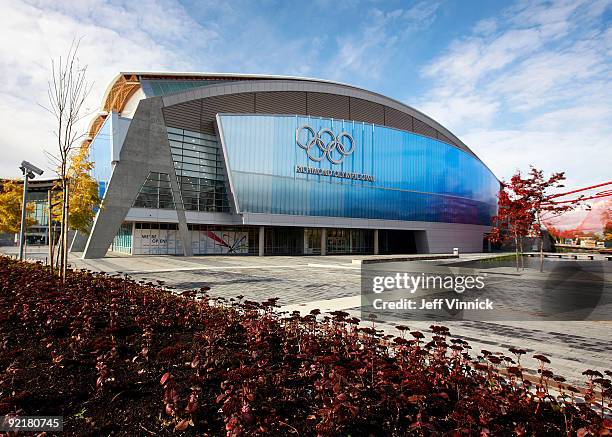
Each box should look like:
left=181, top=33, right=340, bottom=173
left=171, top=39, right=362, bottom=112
left=371, top=297, right=494, bottom=310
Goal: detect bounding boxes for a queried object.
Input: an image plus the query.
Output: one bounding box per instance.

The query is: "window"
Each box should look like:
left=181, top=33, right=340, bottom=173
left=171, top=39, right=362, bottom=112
left=133, top=172, right=176, bottom=209
left=111, top=222, right=132, bottom=254
left=166, top=128, right=230, bottom=212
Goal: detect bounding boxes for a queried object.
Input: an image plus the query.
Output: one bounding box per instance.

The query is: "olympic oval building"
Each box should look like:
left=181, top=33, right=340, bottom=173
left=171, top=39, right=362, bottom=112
left=80, top=73, right=499, bottom=258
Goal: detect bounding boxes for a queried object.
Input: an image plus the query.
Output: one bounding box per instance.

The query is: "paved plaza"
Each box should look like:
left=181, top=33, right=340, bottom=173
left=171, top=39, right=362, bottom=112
left=2, top=245, right=611, bottom=386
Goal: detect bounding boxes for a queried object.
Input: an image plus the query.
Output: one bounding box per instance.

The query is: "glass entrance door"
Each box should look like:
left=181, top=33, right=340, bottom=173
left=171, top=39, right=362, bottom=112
left=327, top=229, right=350, bottom=254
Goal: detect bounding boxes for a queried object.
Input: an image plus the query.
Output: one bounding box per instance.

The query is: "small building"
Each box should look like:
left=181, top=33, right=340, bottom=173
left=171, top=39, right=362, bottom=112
left=580, top=238, right=597, bottom=247
left=0, top=178, right=61, bottom=246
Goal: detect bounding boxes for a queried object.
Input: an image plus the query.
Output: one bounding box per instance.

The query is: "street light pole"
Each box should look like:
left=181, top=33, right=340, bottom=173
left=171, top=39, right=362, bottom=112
left=18, top=170, right=30, bottom=260
left=17, top=161, right=44, bottom=261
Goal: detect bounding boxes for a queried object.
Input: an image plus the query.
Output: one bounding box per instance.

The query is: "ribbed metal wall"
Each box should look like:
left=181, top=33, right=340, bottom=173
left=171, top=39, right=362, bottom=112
left=307, top=92, right=350, bottom=120
left=384, top=107, right=414, bottom=132
left=162, top=99, right=201, bottom=132
left=350, top=97, right=385, bottom=125
left=413, top=118, right=438, bottom=139
left=255, top=91, right=307, bottom=115
left=163, top=91, right=462, bottom=148
left=437, top=132, right=453, bottom=145
left=201, top=93, right=255, bottom=135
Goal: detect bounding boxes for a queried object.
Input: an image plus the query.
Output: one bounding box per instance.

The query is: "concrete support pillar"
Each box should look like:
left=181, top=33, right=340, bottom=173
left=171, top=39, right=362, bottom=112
left=320, top=228, right=327, bottom=256
left=258, top=226, right=265, bottom=256
left=69, top=230, right=89, bottom=253
left=373, top=229, right=379, bottom=255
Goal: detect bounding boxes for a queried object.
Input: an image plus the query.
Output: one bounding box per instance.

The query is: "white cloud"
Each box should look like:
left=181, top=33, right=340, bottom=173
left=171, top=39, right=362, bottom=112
left=402, top=1, right=441, bottom=27
left=423, top=28, right=544, bottom=90
left=473, top=18, right=497, bottom=36
left=487, top=35, right=608, bottom=112
left=330, top=2, right=441, bottom=80
left=462, top=126, right=610, bottom=190
left=525, top=104, right=612, bottom=132
left=418, top=95, right=500, bottom=130
left=0, top=0, right=217, bottom=178
left=0, top=0, right=345, bottom=180
left=413, top=0, right=612, bottom=189
left=1, top=0, right=609, bottom=198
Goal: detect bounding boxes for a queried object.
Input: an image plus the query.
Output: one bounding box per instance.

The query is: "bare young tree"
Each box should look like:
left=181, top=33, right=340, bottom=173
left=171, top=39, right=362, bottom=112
left=42, top=39, right=92, bottom=280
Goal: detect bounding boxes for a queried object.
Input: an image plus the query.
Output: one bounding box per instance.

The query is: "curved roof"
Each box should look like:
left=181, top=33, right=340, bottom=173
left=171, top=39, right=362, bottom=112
left=86, top=72, right=494, bottom=176
left=97, top=72, right=350, bottom=117
left=87, top=72, right=342, bottom=144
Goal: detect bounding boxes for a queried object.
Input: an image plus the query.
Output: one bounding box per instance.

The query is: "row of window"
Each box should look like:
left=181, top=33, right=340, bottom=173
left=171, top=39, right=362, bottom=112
left=167, top=126, right=218, bottom=142
left=133, top=172, right=176, bottom=209
left=134, top=222, right=179, bottom=230
left=111, top=222, right=132, bottom=254
left=170, top=141, right=219, bottom=156
left=167, top=128, right=230, bottom=212
left=131, top=171, right=231, bottom=212
left=112, top=223, right=376, bottom=256
left=171, top=152, right=220, bottom=166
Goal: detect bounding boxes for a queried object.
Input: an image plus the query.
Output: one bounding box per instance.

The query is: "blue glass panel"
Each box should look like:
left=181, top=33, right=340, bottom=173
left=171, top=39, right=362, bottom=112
left=140, top=79, right=228, bottom=97
left=217, top=115, right=499, bottom=225
left=90, top=116, right=112, bottom=199
left=97, top=181, right=107, bottom=201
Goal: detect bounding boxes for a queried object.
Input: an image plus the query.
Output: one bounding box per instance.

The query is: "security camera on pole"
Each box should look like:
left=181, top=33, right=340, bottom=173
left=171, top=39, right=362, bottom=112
left=18, top=160, right=44, bottom=260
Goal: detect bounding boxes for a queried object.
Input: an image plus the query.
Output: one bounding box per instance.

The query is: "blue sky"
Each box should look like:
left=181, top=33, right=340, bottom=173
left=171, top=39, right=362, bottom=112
left=0, top=0, right=610, bottom=190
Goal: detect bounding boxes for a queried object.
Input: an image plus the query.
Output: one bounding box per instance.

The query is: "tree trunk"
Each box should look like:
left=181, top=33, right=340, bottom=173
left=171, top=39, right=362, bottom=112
left=539, top=234, right=545, bottom=273
left=514, top=234, right=519, bottom=271
left=48, top=189, right=53, bottom=274
left=58, top=180, right=67, bottom=279
left=62, top=181, right=70, bottom=280
left=54, top=227, right=61, bottom=269
left=537, top=212, right=544, bottom=273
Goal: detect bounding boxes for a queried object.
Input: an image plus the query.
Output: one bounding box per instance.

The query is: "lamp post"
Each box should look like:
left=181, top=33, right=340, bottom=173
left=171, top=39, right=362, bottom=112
left=18, top=161, right=43, bottom=260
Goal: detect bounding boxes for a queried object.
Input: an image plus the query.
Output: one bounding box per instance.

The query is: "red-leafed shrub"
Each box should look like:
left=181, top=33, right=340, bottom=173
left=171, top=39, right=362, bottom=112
left=0, top=257, right=610, bottom=436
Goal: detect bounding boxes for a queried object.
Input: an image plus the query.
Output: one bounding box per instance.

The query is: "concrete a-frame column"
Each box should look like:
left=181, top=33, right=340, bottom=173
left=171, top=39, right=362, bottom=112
left=83, top=97, right=193, bottom=259
left=320, top=228, right=327, bottom=256
left=258, top=226, right=265, bottom=256
left=69, top=230, right=89, bottom=252
left=373, top=229, right=379, bottom=255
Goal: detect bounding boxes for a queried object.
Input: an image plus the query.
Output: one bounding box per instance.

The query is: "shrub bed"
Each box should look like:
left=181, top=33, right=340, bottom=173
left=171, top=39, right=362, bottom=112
left=0, top=257, right=610, bottom=436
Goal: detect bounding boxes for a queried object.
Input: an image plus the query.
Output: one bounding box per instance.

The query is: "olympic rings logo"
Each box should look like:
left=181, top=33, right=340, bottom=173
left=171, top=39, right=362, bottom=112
left=296, top=125, right=355, bottom=164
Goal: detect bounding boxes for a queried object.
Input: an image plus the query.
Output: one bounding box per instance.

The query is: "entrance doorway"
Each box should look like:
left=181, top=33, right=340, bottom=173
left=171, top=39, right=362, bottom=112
left=264, top=227, right=304, bottom=255
left=378, top=230, right=418, bottom=254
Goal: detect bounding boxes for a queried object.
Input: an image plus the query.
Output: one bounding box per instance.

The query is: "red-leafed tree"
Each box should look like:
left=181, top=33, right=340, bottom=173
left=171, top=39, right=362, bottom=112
left=489, top=183, right=534, bottom=270
left=546, top=225, right=566, bottom=243
left=489, top=167, right=576, bottom=271
left=547, top=226, right=584, bottom=243
left=517, top=168, right=574, bottom=272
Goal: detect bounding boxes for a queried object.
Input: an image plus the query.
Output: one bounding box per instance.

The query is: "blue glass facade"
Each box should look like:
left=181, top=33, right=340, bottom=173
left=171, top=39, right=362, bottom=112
left=90, top=115, right=112, bottom=199
left=217, top=114, right=499, bottom=225
left=90, top=112, right=130, bottom=200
